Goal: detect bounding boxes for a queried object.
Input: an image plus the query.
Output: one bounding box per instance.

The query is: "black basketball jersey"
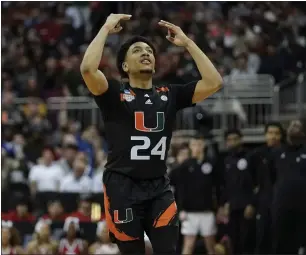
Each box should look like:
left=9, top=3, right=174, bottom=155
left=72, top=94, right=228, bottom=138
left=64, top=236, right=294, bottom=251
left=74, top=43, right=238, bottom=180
left=94, top=80, right=198, bottom=179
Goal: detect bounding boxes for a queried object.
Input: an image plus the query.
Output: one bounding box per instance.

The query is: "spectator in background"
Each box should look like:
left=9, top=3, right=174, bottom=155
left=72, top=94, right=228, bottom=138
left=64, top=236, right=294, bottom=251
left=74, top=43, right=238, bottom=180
left=1, top=221, right=24, bottom=255
left=174, top=143, right=191, bottom=167
left=249, top=122, right=284, bottom=254
left=89, top=221, right=120, bottom=255
left=60, top=158, right=93, bottom=193
left=219, top=129, right=256, bottom=254
left=271, top=120, right=306, bottom=254
left=69, top=196, right=103, bottom=222
left=171, top=135, right=218, bottom=255
left=59, top=217, right=88, bottom=255
left=29, top=147, right=65, bottom=197
left=57, top=143, right=78, bottom=175
left=2, top=92, right=25, bottom=131
left=2, top=197, right=35, bottom=222
left=92, top=150, right=107, bottom=193
left=26, top=220, right=58, bottom=255
left=167, top=143, right=190, bottom=170
left=40, top=200, right=67, bottom=222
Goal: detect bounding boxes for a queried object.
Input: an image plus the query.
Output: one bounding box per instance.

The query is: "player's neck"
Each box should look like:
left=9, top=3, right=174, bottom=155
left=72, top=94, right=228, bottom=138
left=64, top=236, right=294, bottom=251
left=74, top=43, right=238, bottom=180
left=128, top=75, right=152, bottom=90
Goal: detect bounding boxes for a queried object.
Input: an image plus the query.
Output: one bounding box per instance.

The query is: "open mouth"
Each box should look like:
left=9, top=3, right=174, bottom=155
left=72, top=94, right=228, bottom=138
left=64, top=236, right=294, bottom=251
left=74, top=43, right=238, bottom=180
left=140, top=58, right=151, bottom=65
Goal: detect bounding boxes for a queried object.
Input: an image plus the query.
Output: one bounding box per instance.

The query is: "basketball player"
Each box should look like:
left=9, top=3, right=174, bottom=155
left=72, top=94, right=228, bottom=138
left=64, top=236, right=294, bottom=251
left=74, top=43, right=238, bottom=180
left=80, top=13, right=222, bottom=254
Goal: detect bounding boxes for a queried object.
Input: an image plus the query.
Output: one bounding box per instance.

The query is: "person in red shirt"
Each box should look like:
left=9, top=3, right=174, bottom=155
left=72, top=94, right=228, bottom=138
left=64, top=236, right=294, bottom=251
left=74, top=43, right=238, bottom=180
left=2, top=198, right=35, bottom=222
left=1, top=221, right=24, bottom=255
left=69, top=195, right=104, bottom=222
left=58, top=217, right=88, bottom=255
left=40, top=200, right=67, bottom=222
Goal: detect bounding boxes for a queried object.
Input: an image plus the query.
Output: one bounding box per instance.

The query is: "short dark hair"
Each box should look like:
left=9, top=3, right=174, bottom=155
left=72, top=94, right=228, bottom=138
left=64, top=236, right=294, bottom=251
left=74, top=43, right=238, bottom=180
left=224, top=129, right=242, bottom=139
left=265, top=121, right=284, bottom=134
left=116, top=36, right=156, bottom=78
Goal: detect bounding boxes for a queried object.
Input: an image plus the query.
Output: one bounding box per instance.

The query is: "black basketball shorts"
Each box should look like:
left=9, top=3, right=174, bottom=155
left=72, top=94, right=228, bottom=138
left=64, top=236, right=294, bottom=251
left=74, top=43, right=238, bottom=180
left=103, top=170, right=179, bottom=243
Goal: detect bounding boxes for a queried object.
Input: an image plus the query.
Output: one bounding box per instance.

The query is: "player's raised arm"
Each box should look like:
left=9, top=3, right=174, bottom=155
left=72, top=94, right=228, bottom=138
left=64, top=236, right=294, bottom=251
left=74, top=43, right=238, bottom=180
left=158, top=20, right=223, bottom=103
left=80, top=14, right=132, bottom=95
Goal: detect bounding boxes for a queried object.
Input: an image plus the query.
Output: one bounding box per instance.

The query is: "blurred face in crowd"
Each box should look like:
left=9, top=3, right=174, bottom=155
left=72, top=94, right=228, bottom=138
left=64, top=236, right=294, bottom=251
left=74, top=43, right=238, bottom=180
left=73, top=159, right=86, bottom=178
left=16, top=204, right=28, bottom=217
left=79, top=200, right=91, bottom=216
left=76, top=152, right=88, bottom=164
left=2, top=91, right=14, bottom=106
left=67, top=223, right=77, bottom=239
left=28, top=102, right=39, bottom=116
left=237, top=55, right=247, bottom=70
left=2, top=228, right=11, bottom=246
left=42, top=149, right=54, bottom=165
left=189, top=138, right=205, bottom=158
left=45, top=57, right=57, bottom=71
left=99, top=223, right=110, bottom=243
left=13, top=134, right=25, bottom=145
left=38, top=223, right=50, bottom=241
left=266, top=126, right=282, bottom=147
left=226, top=133, right=242, bottom=150
left=287, top=120, right=305, bottom=145
left=64, top=146, right=77, bottom=164
left=124, top=42, right=155, bottom=78
left=48, top=201, right=64, bottom=219
left=176, top=147, right=190, bottom=164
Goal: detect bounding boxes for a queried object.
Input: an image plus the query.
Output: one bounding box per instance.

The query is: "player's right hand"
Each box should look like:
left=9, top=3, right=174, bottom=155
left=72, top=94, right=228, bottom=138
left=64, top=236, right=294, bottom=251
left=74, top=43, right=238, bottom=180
left=103, top=13, right=132, bottom=34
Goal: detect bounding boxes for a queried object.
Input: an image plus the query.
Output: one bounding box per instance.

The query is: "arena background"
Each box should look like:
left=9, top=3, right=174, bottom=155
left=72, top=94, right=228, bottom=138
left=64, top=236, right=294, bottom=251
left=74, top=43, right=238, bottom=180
left=1, top=1, right=306, bottom=254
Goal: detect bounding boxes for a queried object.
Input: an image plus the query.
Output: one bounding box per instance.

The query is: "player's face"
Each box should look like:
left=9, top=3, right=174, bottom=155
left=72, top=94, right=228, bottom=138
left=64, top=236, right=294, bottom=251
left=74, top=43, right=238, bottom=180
left=189, top=138, right=205, bottom=156
left=2, top=228, right=11, bottom=245
left=265, top=126, right=282, bottom=147
left=226, top=134, right=242, bottom=150
left=124, top=42, right=155, bottom=77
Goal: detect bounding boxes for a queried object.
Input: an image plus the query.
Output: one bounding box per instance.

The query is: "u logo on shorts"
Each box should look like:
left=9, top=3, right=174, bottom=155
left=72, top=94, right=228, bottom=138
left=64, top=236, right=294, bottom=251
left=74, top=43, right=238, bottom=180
left=114, top=208, right=133, bottom=224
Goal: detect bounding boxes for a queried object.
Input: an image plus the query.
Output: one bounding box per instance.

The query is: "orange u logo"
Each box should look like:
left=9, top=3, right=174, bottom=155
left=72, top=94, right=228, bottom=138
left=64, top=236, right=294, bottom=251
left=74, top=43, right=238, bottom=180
left=134, top=112, right=165, bottom=132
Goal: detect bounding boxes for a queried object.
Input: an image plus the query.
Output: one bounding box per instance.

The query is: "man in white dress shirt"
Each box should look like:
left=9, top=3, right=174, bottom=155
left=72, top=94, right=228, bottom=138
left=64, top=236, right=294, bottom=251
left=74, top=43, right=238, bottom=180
left=29, top=147, right=65, bottom=196
left=60, top=158, right=93, bottom=193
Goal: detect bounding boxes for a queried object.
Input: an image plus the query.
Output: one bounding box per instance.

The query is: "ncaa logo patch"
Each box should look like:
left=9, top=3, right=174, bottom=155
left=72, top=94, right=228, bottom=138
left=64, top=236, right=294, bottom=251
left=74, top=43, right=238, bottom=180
left=121, top=93, right=135, bottom=102
left=161, top=95, right=168, bottom=101
left=201, top=163, right=212, bottom=174
left=237, top=158, right=248, bottom=171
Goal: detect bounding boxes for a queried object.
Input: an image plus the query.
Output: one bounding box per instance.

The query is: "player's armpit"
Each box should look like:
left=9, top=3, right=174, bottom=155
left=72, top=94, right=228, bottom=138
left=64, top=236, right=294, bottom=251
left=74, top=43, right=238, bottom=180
left=192, top=78, right=222, bottom=103
left=81, top=69, right=109, bottom=96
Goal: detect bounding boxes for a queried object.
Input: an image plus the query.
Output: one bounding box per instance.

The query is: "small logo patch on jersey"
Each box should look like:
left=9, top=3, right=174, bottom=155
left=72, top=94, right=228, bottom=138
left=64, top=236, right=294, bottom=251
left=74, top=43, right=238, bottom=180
left=144, top=94, right=149, bottom=97
left=145, top=99, right=153, bottom=105
left=237, top=158, right=248, bottom=171
left=201, top=163, right=212, bottom=174
left=161, top=95, right=168, bottom=101
left=121, top=93, right=135, bottom=102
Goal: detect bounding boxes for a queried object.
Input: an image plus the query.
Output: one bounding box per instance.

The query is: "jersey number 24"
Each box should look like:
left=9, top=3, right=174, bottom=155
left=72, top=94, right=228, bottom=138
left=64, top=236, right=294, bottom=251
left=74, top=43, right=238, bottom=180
left=131, top=136, right=167, bottom=160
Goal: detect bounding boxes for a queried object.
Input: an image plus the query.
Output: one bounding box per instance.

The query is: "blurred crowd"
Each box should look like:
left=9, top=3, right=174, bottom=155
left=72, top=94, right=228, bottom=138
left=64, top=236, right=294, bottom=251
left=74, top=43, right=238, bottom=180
left=1, top=1, right=306, bottom=255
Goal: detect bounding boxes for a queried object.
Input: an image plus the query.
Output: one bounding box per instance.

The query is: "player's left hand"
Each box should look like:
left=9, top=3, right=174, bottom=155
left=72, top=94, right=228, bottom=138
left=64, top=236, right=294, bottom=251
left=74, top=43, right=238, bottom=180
left=158, top=20, right=191, bottom=47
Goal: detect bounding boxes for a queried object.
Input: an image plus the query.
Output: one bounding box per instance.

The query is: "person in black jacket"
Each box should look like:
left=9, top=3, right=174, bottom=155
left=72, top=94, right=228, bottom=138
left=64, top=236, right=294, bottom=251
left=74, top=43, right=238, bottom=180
left=271, top=120, right=306, bottom=254
left=249, top=122, right=284, bottom=254
left=170, top=134, right=219, bottom=255
left=218, top=129, right=256, bottom=254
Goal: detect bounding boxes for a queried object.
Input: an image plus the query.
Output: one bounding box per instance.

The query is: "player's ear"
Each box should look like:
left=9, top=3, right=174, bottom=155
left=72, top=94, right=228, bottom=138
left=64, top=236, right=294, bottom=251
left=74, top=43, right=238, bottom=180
left=122, top=62, right=128, bottom=73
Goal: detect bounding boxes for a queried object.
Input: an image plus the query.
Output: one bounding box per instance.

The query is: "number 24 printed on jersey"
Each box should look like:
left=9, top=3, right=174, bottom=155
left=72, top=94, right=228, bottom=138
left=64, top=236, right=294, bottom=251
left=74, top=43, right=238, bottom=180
left=131, top=136, right=167, bottom=160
